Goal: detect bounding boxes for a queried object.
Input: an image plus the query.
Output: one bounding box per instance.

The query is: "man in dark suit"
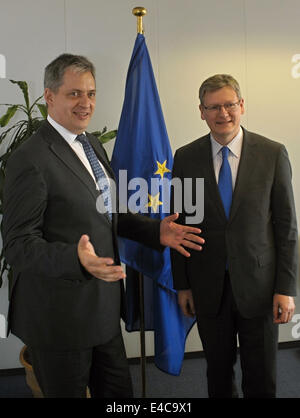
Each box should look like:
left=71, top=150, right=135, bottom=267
left=171, top=74, right=298, bottom=398
left=2, top=53, right=204, bottom=398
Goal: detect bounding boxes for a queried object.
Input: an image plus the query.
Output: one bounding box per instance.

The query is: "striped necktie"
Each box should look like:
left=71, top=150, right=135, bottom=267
left=76, top=134, right=112, bottom=220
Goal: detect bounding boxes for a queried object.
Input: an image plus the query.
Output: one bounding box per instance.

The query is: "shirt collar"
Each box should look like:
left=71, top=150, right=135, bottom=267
left=210, top=127, right=243, bottom=159
left=47, top=115, right=85, bottom=145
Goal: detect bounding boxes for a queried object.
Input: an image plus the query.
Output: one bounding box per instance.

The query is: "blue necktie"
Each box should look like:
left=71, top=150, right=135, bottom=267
left=218, top=146, right=232, bottom=219
left=77, top=134, right=112, bottom=220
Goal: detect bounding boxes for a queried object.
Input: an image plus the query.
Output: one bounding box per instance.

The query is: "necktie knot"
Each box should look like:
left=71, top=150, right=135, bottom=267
left=76, top=134, right=87, bottom=145
left=222, top=146, right=229, bottom=159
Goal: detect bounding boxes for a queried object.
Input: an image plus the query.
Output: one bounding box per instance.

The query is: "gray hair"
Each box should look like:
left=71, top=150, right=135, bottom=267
left=199, top=74, right=242, bottom=104
left=44, top=53, right=96, bottom=92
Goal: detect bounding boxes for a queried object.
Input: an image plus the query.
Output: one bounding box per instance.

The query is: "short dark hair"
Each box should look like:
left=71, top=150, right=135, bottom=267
left=44, top=53, right=96, bottom=92
left=199, top=74, right=242, bottom=104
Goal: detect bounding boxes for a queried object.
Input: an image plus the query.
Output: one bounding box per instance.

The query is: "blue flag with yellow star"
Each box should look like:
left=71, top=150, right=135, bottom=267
left=111, top=33, right=195, bottom=375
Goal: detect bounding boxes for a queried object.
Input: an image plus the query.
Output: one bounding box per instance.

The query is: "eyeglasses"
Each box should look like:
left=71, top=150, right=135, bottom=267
left=202, top=100, right=241, bottom=113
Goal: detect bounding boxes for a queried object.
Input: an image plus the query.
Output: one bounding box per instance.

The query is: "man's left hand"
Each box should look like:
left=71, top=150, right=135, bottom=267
left=273, top=294, right=295, bottom=324
left=160, top=213, right=205, bottom=257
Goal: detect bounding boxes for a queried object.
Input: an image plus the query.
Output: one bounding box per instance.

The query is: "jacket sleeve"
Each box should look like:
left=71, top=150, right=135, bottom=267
left=271, top=145, right=298, bottom=296
left=2, top=150, right=85, bottom=280
left=117, top=212, right=163, bottom=252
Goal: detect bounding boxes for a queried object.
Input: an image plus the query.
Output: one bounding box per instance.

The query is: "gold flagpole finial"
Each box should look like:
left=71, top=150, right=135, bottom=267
left=132, top=7, right=147, bottom=34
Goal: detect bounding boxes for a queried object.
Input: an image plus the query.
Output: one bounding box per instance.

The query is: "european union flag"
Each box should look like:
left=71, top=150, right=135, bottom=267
left=111, top=33, right=195, bottom=375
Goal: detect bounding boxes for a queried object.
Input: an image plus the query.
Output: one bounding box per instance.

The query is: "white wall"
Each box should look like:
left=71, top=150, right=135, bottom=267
left=0, top=0, right=300, bottom=368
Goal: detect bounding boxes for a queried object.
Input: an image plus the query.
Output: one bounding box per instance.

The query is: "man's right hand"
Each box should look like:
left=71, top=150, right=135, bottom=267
left=178, top=289, right=196, bottom=317
left=77, top=235, right=126, bottom=282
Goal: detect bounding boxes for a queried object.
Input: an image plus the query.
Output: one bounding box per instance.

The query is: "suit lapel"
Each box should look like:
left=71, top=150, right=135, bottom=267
left=40, top=122, right=114, bottom=227
left=200, top=129, right=258, bottom=223
left=229, top=128, right=257, bottom=222
left=40, top=122, right=97, bottom=197
left=198, top=135, right=227, bottom=220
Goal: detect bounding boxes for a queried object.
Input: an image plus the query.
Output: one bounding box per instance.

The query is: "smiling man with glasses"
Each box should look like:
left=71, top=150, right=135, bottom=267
left=199, top=75, right=244, bottom=146
left=171, top=74, right=298, bottom=398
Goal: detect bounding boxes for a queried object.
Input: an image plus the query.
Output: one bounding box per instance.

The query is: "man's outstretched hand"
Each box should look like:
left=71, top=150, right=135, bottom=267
left=78, top=235, right=125, bottom=282
left=160, top=213, right=205, bottom=257
left=78, top=213, right=204, bottom=279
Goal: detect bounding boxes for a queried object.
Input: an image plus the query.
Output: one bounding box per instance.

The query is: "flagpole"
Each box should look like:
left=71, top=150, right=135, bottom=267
left=138, top=271, right=146, bottom=398
left=133, top=6, right=146, bottom=34
left=132, top=6, right=147, bottom=398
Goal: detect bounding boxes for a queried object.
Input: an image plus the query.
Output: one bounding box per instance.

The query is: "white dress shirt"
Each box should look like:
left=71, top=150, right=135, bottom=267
left=47, top=115, right=109, bottom=189
left=210, top=127, right=243, bottom=190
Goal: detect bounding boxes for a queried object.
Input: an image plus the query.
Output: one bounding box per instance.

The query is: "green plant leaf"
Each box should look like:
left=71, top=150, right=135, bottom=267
left=91, top=127, right=107, bottom=137
left=10, top=80, right=30, bottom=110
left=0, top=105, right=19, bottom=127
left=90, top=130, right=102, bottom=137
left=100, top=130, right=117, bottom=143
left=92, top=129, right=117, bottom=144
left=37, top=104, right=48, bottom=119
left=0, top=125, right=16, bottom=146
left=30, top=95, right=44, bottom=113
left=31, top=118, right=44, bottom=132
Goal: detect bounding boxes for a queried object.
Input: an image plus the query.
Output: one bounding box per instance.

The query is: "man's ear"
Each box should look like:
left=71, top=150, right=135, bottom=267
left=199, top=104, right=206, bottom=121
left=240, top=98, right=245, bottom=115
left=44, top=88, right=54, bottom=107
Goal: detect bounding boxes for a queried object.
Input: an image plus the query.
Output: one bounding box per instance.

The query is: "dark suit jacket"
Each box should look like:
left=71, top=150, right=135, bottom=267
left=171, top=128, right=298, bottom=319
left=2, top=120, right=162, bottom=350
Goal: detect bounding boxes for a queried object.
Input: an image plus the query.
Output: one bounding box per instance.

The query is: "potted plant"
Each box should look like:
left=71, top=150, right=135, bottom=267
left=0, top=79, right=117, bottom=397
